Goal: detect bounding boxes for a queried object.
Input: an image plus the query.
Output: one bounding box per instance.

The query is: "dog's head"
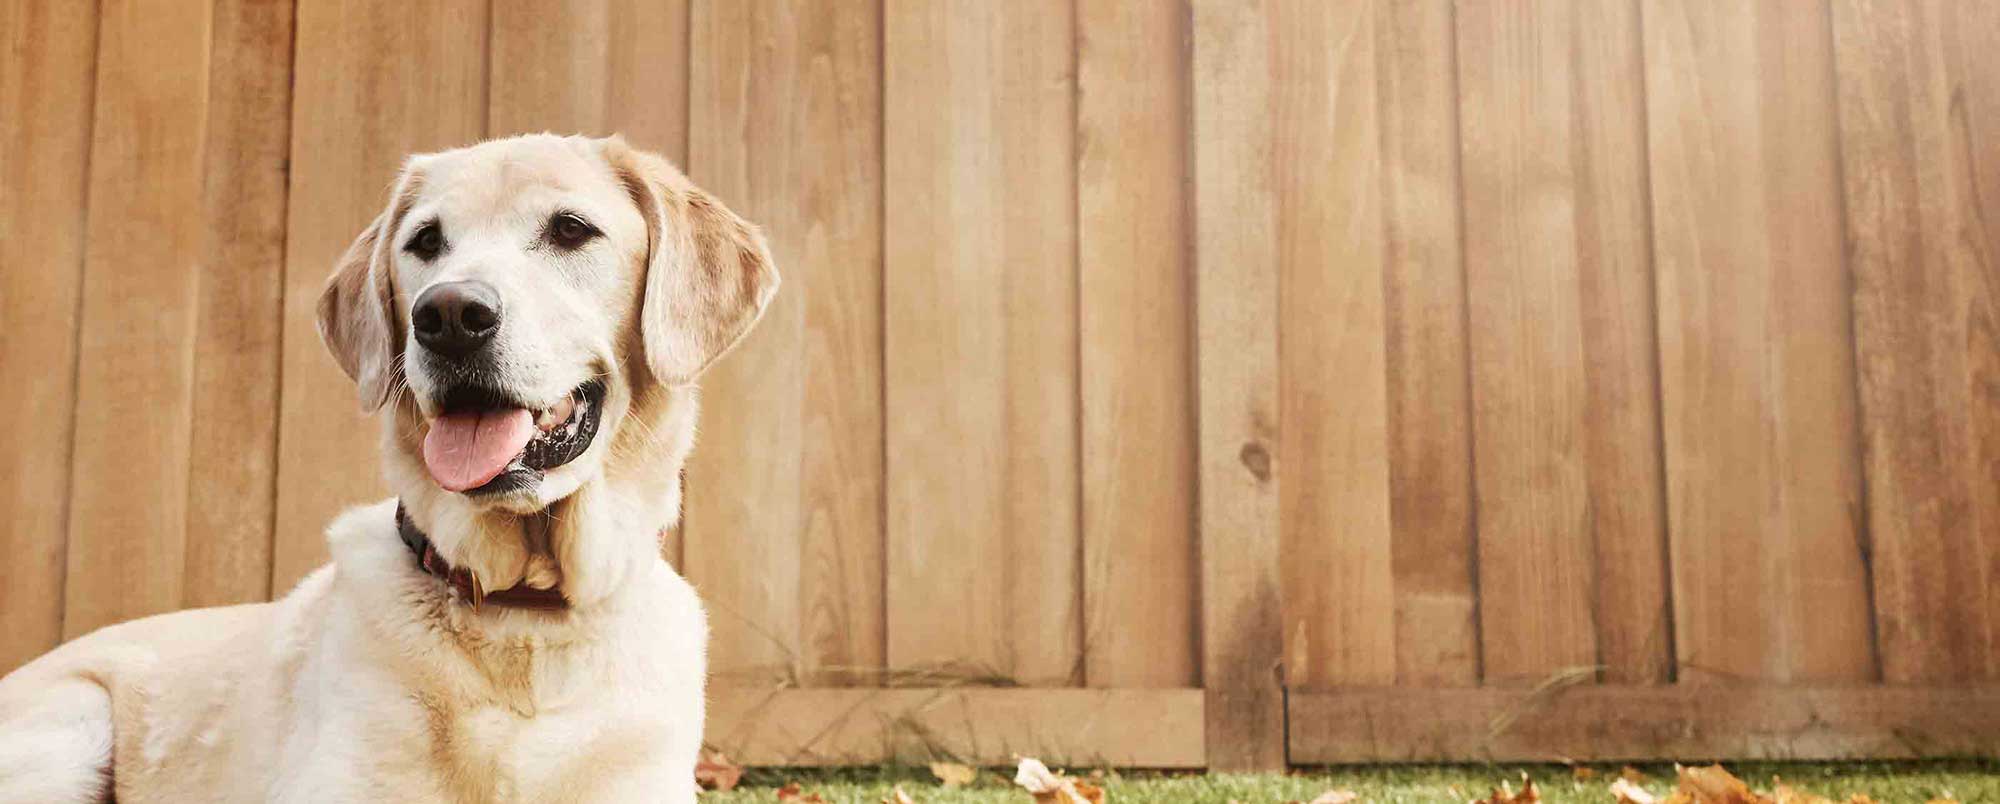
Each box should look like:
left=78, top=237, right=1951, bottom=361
left=317, top=134, right=776, bottom=520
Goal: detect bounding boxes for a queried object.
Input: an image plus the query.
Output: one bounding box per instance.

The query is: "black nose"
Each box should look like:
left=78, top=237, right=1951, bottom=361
left=412, top=280, right=502, bottom=358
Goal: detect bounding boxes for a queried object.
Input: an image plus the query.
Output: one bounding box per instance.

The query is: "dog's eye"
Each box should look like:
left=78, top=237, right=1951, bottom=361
left=405, top=221, right=445, bottom=261
left=547, top=212, right=599, bottom=250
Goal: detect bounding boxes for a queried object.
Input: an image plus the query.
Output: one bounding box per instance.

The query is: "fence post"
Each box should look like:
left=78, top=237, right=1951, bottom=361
left=1191, top=0, right=1288, bottom=771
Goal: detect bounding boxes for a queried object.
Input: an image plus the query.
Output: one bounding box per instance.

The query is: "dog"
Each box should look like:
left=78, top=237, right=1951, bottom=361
left=0, top=134, right=777, bottom=802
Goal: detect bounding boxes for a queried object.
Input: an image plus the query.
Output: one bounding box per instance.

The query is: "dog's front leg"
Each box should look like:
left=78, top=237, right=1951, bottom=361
left=0, top=678, right=114, bottom=804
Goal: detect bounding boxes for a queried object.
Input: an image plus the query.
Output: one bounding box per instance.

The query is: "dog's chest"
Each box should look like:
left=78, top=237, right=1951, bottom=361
left=424, top=695, right=666, bottom=801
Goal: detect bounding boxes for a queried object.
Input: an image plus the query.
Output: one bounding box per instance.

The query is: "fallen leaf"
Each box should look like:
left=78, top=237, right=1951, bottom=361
left=1014, top=757, right=1103, bottom=804
left=931, top=761, right=978, bottom=788
left=1676, top=765, right=1763, bottom=804
left=777, top=782, right=828, bottom=803
left=1574, top=766, right=1600, bottom=781
left=1623, top=767, right=1651, bottom=784
left=1308, top=791, right=1358, bottom=804
left=1474, top=776, right=1540, bottom=804
left=693, top=748, right=742, bottom=792
left=1612, top=777, right=1660, bottom=804
left=884, top=785, right=918, bottom=804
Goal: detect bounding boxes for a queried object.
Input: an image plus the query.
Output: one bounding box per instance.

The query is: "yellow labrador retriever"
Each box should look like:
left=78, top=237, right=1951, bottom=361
left=0, top=134, right=775, bottom=803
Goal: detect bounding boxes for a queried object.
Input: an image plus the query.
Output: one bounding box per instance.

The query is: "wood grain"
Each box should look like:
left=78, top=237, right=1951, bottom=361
left=884, top=0, right=1080, bottom=685
left=687, top=0, right=883, bottom=688
left=182, top=0, right=294, bottom=611
left=62, top=0, right=213, bottom=637
left=1643, top=0, right=1876, bottom=683
left=274, top=0, right=489, bottom=591
left=1376, top=0, right=1479, bottom=688
left=0, top=0, right=98, bottom=669
left=487, top=0, right=688, bottom=162
left=1076, top=0, right=1196, bottom=689
left=1290, top=685, right=2000, bottom=762
left=1457, top=0, right=1670, bottom=684
left=1833, top=0, right=2000, bottom=683
left=708, top=687, right=1204, bottom=767
left=1190, top=0, right=1286, bottom=771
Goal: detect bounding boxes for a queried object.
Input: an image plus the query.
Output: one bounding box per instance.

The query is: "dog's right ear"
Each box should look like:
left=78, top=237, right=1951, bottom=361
left=316, top=206, right=404, bottom=413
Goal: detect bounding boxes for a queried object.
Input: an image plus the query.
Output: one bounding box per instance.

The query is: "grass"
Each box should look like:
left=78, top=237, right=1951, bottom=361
left=701, top=760, right=2000, bottom=803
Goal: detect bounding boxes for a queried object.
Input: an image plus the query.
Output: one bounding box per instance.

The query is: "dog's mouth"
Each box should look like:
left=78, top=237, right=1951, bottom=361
left=420, top=380, right=606, bottom=495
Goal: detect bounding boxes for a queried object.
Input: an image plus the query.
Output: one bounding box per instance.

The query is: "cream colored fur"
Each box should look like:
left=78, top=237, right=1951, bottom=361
left=0, top=134, right=777, bottom=803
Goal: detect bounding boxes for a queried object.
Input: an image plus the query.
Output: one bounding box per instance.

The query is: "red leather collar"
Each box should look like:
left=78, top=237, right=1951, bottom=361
left=396, top=502, right=568, bottom=611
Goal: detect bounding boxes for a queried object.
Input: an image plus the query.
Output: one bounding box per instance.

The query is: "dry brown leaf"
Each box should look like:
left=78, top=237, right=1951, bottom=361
left=884, top=785, right=918, bottom=804
left=1308, top=791, right=1358, bottom=804
left=1676, top=764, right=1764, bottom=804
left=1623, top=767, right=1652, bottom=784
left=931, top=761, right=978, bottom=788
left=1473, top=776, right=1540, bottom=804
left=1574, top=766, right=1600, bottom=781
left=1612, top=777, right=1660, bottom=804
left=777, top=782, right=828, bottom=803
left=693, top=748, right=742, bottom=792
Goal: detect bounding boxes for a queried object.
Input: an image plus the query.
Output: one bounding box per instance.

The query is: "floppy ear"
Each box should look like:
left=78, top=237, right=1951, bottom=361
left=316, top=202, right=405, bottom=412
left=605, top=139, right=780, bottom=385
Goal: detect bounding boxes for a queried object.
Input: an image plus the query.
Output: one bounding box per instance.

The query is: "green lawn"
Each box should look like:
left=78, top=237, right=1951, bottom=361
left=702, top=761, right=2000, bottom=803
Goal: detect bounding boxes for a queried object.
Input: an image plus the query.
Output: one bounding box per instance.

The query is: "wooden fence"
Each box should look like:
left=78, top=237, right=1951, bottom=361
left=3, top=0, right=1997, bottom=769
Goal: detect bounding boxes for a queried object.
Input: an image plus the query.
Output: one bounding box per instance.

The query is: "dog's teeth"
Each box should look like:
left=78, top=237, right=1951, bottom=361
left=537, top=396, right=577, bottom=433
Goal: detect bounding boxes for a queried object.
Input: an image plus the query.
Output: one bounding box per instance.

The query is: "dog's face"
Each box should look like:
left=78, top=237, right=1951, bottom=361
left=317, top=134, right=776, bottom=513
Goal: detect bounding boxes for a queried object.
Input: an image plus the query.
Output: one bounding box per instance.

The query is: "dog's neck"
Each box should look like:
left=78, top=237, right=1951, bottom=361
left=397, top=473, right=680, bottom=613
left=396, top=501, right=571, bottom=610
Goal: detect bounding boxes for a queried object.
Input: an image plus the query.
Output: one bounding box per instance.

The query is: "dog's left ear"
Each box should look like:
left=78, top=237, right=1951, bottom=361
left=603, top=137, right=780, bottom=386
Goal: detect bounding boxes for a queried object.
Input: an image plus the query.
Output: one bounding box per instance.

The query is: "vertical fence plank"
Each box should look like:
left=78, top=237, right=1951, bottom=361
left=275, top=0, right=490, bottom=591
left=1191, top=0, right=1286, bottom=771
left=1644, top=0, right=1875, bottom=682
left=884, top=0, right=1080, bottom=683
left=181, top=0, right=294, bottom=610
left=0, top=0, right=97, bottom=669
left=1457, top=0, right=1670, bottom=684
left=62, top=0, right=213, bottom=637
left=1456, top=0, right=1592, bottom=683
left=1377, top=0, right=1479, bottom=688
left=1077, top=0, right=1196, bottom=689
left=687, top=0, right=884, bottom=687
left=789, top=1, right=884, bottom=686
left=1567, top=0, right=1673, bottom=685
left=1834, top=0, right=2000, bottom=682
left=1273, top=0, right=1396, bottom=690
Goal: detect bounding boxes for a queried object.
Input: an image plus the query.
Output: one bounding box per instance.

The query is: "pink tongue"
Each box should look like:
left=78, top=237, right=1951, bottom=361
left=422, top=409, right=537, bottom=492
